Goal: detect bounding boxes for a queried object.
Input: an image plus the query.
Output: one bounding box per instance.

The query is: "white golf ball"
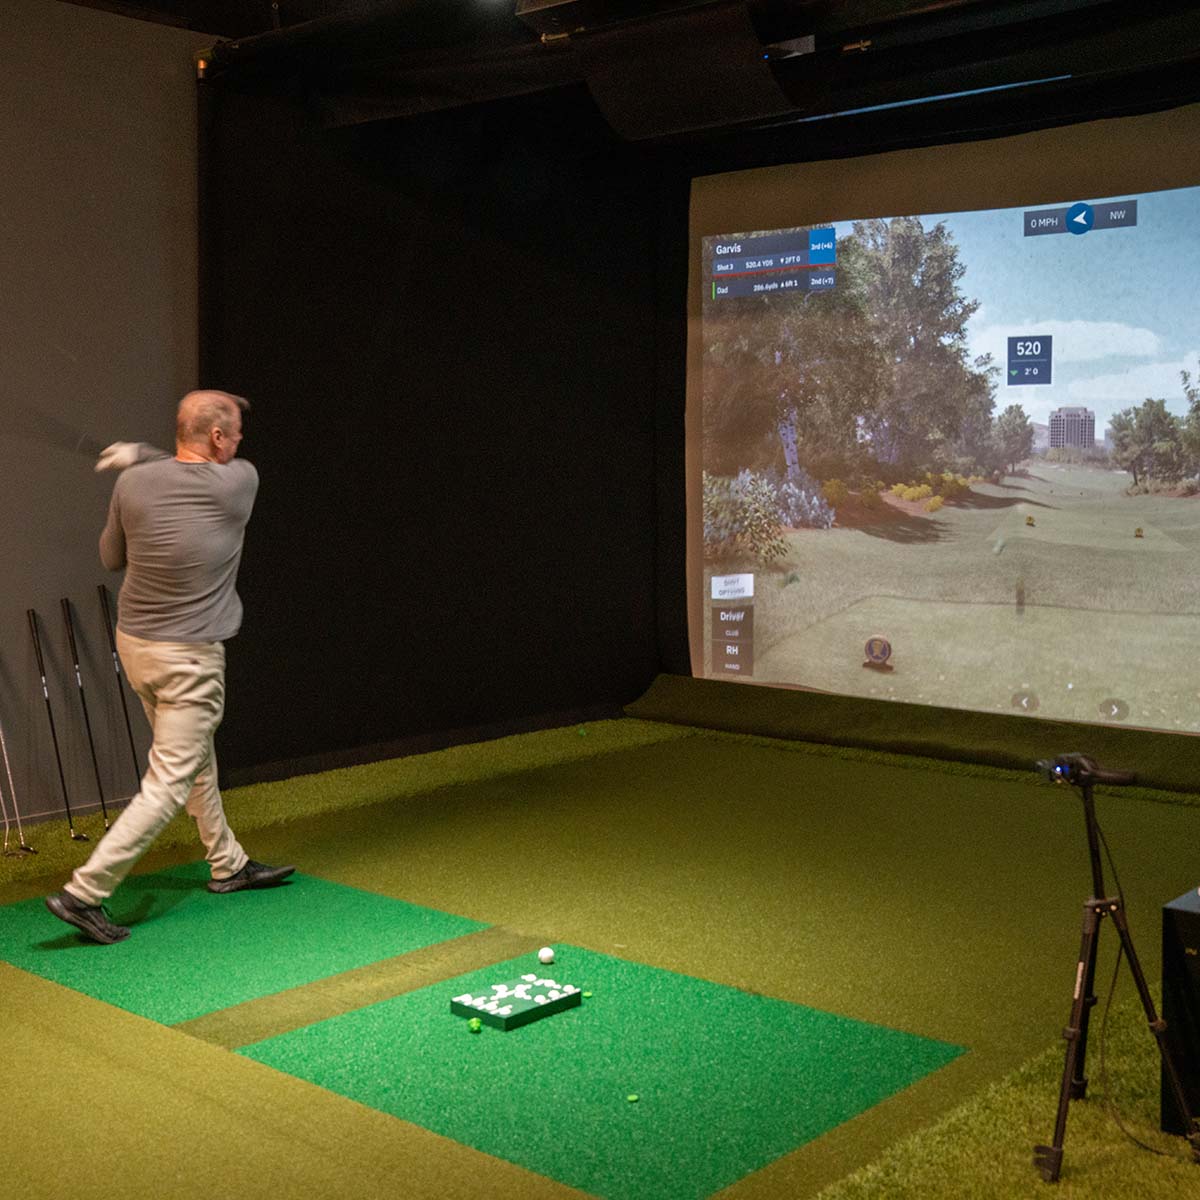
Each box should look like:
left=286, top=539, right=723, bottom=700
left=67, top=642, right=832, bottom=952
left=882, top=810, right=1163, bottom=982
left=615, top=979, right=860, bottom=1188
left=538, top=946, right=555, bottom=964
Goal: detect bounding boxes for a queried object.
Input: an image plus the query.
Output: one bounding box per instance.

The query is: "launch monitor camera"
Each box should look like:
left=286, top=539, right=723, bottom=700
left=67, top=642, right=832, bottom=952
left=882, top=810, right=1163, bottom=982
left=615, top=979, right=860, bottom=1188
left=1034, top=754, right=1136, bottom=789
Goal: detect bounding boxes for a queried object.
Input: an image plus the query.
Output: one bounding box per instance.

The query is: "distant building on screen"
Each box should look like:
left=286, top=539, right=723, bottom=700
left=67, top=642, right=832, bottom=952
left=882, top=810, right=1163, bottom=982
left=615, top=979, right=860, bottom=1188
left=1049, top=407, right=1095, bottom=449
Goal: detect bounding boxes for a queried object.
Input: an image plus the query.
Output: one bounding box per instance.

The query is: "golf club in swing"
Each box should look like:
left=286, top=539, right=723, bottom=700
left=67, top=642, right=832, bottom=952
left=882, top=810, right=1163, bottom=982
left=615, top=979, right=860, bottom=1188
left=0, top=714, right=36, bottom=857
left=9, top=398, right=104, bottom=462
left=61, top=598, right=110, bottom=831
left=27, top=608, right=87, bottom=841
left=98, top=584, right=140, bottom=789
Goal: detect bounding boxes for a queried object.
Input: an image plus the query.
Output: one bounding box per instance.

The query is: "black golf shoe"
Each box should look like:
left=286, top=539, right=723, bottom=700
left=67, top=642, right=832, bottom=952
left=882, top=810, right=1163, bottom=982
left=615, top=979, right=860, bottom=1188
left=45, top=891, right=131, bottom=944
left=207, top=860, right=296, bottom=894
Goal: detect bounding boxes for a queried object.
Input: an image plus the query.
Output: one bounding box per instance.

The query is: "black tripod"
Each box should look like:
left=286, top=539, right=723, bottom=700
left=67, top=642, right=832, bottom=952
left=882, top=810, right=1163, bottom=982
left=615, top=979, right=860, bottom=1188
left=1033, top=753, right=1200, bottom=1183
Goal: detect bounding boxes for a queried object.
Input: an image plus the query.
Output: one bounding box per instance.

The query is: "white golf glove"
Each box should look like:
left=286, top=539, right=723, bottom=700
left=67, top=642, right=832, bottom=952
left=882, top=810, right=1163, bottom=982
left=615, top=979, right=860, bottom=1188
left=95, top=442, right=141, bottom=472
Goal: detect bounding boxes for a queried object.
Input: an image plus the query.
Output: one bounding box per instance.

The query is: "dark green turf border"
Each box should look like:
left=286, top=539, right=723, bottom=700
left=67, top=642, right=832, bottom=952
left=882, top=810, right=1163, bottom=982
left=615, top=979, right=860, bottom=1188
left=178, top=926, right=544, bottom=1048
left=815, top=987, right=1197, bottom=1200
left=628, top=674, right=1200, bottom=797
left=0, top=719, right=694, bottom=888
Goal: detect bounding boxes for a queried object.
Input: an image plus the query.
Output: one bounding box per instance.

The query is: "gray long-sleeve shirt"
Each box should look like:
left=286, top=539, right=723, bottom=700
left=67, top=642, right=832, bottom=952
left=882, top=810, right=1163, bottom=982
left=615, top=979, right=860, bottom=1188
left=100, top=446, right=259, bottom=643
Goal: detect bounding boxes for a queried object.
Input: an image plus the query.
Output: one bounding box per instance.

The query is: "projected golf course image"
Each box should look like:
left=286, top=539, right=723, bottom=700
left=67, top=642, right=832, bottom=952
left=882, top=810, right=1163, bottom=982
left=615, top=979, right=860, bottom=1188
left=704, top=462, right=1200, bottom=730
left=697, top=185, right=1200, bottom=732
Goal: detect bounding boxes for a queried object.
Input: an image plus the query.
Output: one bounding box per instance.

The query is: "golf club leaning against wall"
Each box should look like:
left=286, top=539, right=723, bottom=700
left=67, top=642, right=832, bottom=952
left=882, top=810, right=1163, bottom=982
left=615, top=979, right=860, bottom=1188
left=61, top=597, right=110, bottom=831
left=98, top=583, right=140, bottom=789
left=0, top=712, right=36, bottom=856
left=27, top=607, right=87, bottom=842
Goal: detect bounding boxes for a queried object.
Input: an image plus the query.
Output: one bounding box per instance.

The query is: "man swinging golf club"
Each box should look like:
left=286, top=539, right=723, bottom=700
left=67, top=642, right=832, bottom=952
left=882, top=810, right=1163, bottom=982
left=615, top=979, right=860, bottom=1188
left=46, top=390, right=294, bottom=943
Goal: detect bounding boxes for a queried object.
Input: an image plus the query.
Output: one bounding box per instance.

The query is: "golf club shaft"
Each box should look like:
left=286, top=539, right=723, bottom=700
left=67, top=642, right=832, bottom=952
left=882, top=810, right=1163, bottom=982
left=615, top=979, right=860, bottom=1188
left=27, top=608, right=86, bottom=840
left=0, top=715, right=35, bottom=854
left=0, top=724, right=13, bottom=859
left=61, top=598, right=109, bottom=829
left=98, top=584, right=140, bottom=788
left=0, top=738, right=13, bottom=853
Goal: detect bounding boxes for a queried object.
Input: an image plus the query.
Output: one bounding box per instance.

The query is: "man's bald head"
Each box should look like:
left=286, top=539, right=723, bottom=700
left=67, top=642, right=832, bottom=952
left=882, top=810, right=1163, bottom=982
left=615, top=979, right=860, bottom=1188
left=175, top=390, right=249, bottom=464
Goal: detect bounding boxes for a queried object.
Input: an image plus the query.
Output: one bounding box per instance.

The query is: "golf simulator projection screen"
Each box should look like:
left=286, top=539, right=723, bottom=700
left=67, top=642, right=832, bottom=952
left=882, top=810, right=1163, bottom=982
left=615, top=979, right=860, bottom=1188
left=686, top=104, right=1200, bottom=735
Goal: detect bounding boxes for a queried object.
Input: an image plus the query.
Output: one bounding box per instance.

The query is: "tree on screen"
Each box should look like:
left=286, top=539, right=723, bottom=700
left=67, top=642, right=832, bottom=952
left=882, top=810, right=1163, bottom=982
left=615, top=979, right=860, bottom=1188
left=702, top=216, right=996, bottom=490
left=849, top=216, right=993, bottom=476
left=994, top=404, right=1034, bottom=475
left=1110, top=398, right=1189, bottom=487
left=1182, top=362, right=1200, bottom=475
left=701, top=230, right=887, bottom=479
left=945, top=356, right=1003, bottom=474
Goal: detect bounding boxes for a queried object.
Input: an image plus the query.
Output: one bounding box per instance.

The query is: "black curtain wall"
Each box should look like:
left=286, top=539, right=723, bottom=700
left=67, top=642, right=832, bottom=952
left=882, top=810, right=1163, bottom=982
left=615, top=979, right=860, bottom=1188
left=197, top=44, right=1200, bottom=777
left=198, top=82, right=682, bottom=774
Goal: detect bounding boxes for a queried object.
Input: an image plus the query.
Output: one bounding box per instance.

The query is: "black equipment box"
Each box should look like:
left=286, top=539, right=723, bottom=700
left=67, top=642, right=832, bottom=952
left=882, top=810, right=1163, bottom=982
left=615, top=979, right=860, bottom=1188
left=1162, top=887, right=1200, bottom=1134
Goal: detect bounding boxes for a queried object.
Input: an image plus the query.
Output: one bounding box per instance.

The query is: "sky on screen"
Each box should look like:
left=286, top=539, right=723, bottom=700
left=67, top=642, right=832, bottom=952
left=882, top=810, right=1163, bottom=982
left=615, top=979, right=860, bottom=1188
left=829, top=183, right=1200, bottom=433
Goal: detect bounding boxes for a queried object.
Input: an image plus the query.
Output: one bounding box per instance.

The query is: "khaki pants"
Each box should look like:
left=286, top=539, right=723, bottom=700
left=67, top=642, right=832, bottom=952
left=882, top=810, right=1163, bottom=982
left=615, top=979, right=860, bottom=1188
left=66, top=630, right=247, bottom=907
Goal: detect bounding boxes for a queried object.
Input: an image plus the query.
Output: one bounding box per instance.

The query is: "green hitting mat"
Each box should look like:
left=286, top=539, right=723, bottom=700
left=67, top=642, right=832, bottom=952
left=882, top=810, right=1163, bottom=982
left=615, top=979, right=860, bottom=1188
left=0, top=863, right=486, bottom=1025
left=240, top=945, right=965, bottom=1200
left=451, top=970, right=583, bottom=1030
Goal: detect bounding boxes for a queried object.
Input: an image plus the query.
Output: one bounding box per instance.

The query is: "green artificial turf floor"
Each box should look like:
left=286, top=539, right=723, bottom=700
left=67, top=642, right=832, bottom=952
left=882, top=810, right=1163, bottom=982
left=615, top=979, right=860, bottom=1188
left=2, top=718, right=1198, bottom=1198
left=0, top=862, right=485, bottom=1024
left=240, top=945, right=962, bottom=1200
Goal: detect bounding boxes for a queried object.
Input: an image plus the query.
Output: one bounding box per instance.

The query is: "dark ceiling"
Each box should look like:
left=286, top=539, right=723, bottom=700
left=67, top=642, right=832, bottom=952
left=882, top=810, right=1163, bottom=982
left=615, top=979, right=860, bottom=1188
left=62, top=1, right=1200, bottom=141
left=62, top=1, right=1180, bottom=50
left=56, top=2, right=952, bottom=40
left=66, top=1, right=337, bottom=39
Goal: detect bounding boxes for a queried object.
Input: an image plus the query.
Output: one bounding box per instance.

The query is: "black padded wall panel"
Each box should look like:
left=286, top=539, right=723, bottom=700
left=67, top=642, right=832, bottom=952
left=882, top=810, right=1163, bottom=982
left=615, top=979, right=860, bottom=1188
left=199, top=85, right=668, bottom=771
